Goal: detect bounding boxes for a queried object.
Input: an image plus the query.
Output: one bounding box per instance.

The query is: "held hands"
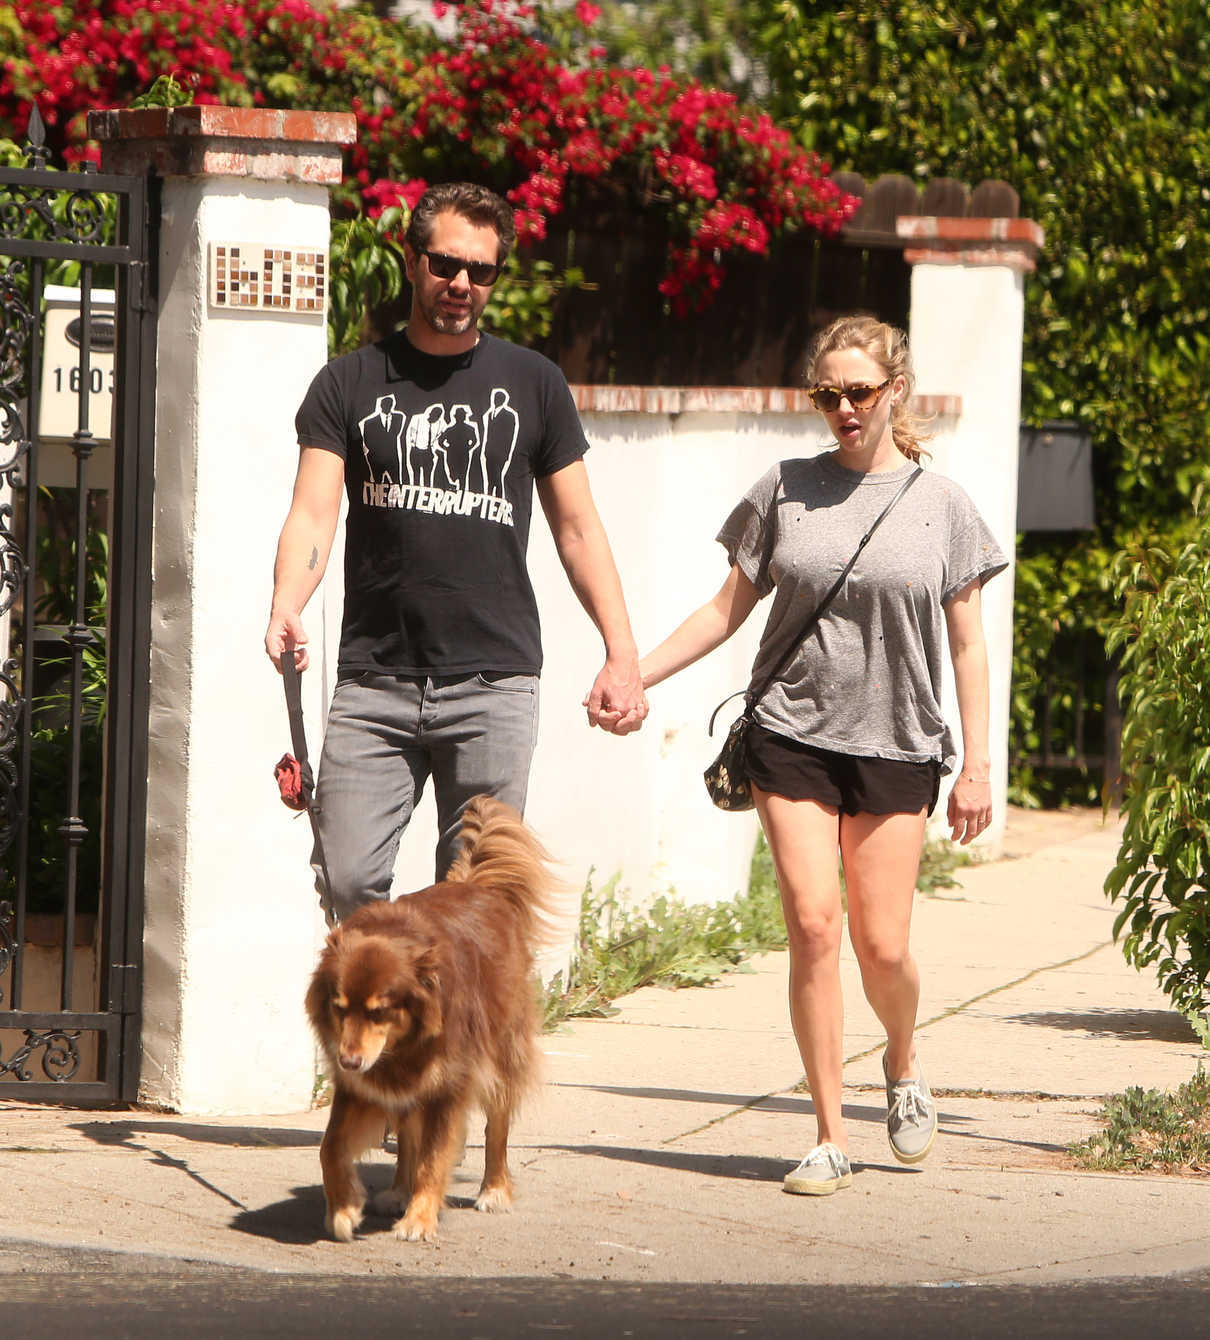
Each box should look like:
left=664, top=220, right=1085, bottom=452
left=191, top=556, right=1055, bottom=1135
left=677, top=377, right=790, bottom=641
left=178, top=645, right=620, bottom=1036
left=947, top=771, right=992, bottom=845
left=583, top=655, right=648, bottom=736
left=265, top=608, right=309, bottom=674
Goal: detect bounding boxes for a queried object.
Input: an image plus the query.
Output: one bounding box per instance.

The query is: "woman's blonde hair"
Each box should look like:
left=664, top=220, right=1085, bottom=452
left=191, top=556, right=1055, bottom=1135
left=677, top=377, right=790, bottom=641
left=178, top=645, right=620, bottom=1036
left=806, top=315, right=932, bottom=463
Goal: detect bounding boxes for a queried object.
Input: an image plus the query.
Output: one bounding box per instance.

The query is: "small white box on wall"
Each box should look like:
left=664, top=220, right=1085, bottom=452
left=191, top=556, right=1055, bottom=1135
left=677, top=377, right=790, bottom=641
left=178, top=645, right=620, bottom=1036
left=38, top=285, right=115, bottom=489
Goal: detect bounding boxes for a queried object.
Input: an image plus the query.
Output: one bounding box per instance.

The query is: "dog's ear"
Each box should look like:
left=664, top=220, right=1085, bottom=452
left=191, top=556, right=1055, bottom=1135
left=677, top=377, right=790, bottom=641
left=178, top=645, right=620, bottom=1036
left=304, top=968, right=333, bottom=1024
left=324, top=925, right=346, bottom=952
left=412, top=944, right=440, bottom=994
left=410, top=946, right=443, bottom=1040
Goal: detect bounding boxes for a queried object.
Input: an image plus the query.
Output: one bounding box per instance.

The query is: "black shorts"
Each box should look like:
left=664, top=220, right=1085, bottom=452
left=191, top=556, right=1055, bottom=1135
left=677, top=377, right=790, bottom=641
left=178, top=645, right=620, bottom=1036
left=745, top=724, right=941, bottom=817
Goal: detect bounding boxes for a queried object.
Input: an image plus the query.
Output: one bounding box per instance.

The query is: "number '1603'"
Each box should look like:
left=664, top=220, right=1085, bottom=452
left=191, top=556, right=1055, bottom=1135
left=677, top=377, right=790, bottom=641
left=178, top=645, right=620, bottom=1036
left=53, top=366, right=115, bottom=394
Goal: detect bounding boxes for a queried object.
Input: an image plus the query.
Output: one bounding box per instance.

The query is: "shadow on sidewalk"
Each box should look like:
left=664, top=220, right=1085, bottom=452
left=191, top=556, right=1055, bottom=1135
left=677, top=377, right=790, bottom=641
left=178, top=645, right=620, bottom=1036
left=549, top=1081, right=814, bottom=1113
left=71, top=1119, right=321, bottom=1148
left=546, top=1143, right=926, bottom=1183
left=230, top=1168, right=503, bottom=1245
left=546, top=1143, right=797, bottom=1183
left=1011, top=1008, right=1200, bottom=1043
left=230, top=1184, right=329, bottom=1244
left=552, top=1082, right=979, bottom=1132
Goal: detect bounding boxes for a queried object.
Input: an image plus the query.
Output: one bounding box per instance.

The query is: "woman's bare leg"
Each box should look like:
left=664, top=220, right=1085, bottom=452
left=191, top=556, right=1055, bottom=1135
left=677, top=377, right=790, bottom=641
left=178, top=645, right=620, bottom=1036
left=754, top=788, right=847, bottom=1150
left=840, top=809, right=928, bottom=1081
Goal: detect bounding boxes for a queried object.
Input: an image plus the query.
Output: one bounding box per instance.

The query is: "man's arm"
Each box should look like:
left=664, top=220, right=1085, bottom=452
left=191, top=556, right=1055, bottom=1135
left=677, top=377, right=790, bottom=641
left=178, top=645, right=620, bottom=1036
left=265, top=446, right=346, bottom=672
left=536, top=459, right=647, bottom=735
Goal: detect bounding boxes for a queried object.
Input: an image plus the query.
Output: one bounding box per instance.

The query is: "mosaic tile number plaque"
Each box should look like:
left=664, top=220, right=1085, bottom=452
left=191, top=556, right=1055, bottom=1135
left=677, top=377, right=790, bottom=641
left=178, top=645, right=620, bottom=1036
left=209, top=243, right=327, bottom=314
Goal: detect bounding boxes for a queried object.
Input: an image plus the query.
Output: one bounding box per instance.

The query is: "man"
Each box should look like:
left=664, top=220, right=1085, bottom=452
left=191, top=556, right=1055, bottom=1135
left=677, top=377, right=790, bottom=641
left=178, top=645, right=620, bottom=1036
left=265, top=182, right=646, bottom=921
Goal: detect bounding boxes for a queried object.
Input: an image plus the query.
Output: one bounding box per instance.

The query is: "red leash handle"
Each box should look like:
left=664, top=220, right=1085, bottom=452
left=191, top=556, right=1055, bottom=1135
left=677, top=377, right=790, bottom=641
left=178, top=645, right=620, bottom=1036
left=275, top=650, right=336, bottom=923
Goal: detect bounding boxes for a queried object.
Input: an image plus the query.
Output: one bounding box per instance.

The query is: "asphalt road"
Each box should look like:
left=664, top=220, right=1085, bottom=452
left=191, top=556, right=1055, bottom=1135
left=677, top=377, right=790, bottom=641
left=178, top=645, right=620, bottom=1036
left=4, top=1242, right=1209, bottom=1339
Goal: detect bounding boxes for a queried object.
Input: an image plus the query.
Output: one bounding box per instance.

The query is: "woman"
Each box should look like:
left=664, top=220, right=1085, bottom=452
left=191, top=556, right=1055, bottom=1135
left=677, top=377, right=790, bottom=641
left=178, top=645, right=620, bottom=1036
left=639, top=316, right=1007, bottom=1195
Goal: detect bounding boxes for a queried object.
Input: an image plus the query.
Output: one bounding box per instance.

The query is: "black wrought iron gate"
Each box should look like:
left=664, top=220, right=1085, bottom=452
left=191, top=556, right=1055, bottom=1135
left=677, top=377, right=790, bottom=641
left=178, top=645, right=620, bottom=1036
left=0, top=105, right=156, bottom=1103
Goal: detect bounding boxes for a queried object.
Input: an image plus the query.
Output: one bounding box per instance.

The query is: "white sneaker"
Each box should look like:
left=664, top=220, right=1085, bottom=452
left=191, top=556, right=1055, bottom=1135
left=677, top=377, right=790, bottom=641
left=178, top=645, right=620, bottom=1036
left=782, top=1142, right=853, bottom=1196
left=884, top=1054, right=938, bottom=1164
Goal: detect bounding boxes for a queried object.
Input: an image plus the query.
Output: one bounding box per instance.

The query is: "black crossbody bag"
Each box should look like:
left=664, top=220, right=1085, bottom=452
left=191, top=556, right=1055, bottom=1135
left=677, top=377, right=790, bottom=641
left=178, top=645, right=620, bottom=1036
left=704, top=467, right=922, bottom=812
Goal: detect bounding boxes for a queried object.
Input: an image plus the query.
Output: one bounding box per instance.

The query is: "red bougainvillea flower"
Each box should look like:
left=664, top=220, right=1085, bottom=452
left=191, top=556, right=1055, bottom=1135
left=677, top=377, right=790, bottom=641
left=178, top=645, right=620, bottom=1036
left=0, top=0, right=859, bottom=315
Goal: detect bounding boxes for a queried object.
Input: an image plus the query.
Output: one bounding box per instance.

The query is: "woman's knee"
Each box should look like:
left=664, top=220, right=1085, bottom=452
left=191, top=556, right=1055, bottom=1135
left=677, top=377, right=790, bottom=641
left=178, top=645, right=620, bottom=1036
left=782, top=900, right=844, bottom=961
left=853, top=935, right=914, bottom=982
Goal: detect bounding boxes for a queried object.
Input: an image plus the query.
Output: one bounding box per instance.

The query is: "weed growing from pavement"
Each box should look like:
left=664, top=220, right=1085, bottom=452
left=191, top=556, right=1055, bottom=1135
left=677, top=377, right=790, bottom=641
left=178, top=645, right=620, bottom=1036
left=542, top=833, right=970, bottom=1030
left=914, top=836, right=974, bottom=895
left=1070, top=1067, right=1210, bottom=1174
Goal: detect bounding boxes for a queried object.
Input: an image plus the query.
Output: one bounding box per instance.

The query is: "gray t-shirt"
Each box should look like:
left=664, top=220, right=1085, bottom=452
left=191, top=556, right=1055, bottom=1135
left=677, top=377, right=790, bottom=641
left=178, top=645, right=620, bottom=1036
left=718, top=454, right=1008, bottom=775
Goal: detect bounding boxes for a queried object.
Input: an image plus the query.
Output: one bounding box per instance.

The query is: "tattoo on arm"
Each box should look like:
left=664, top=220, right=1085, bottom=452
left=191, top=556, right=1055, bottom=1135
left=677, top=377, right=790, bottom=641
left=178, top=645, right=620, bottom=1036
left=307, top=546, right=319, bottom=571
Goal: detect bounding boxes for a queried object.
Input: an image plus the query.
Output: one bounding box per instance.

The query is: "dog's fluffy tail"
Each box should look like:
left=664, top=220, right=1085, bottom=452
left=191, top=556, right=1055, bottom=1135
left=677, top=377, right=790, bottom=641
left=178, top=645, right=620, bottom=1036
left=446, top=795, right=562, bottom=949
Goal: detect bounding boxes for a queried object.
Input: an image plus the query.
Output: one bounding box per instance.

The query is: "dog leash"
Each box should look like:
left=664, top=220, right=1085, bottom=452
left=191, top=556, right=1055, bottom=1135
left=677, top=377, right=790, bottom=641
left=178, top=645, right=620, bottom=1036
left=278, top=651, right=337, bottom=925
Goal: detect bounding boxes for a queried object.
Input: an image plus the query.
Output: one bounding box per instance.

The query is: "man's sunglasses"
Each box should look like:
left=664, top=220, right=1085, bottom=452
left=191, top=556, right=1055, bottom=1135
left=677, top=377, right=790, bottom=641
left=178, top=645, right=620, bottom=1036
left=807, top=378, right=892, bottom=413
left=419, top=248, right=501, bottom=287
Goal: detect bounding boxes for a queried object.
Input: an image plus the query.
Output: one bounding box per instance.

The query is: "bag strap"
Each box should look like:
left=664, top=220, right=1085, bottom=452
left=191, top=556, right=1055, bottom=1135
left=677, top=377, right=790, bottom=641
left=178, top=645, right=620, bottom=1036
left=710, top=465, right=923, bottom=736
left=281, top=652, right=336, bottom=924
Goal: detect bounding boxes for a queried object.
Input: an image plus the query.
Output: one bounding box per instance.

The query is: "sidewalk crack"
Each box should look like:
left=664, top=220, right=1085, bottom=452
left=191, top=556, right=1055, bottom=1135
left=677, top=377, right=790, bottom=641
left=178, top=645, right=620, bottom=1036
left=663, top=940, right=1113, bottom=1145
left=842, top=939, right=1114, bottom=1069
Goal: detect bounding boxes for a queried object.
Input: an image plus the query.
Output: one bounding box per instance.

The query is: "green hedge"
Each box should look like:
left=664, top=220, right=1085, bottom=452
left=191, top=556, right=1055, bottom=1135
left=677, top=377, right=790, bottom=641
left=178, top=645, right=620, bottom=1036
left=749, top=0, right=1210, bottom=803
left=1106, top=500, right=1210, bottom=1035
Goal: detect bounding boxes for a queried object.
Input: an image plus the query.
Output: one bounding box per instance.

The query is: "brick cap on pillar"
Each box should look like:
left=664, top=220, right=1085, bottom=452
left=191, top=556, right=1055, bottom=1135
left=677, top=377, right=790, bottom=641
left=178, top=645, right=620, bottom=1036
left=571, top=386, right=961, bottom=418
left=87, top=106, right=357, bottom=184
left=897, top=216, right=1045, bottom=271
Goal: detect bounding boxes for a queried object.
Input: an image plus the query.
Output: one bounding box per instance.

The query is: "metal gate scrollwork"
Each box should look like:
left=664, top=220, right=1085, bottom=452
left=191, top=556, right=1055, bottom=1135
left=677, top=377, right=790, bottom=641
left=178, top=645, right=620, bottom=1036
left=0, top=103, right=156, bottom=1102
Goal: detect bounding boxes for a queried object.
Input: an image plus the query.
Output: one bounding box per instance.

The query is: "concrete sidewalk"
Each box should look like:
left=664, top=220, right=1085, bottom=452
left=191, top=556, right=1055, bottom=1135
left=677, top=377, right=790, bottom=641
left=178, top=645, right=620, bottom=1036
left=1, top=809, right=1206, bottom=1287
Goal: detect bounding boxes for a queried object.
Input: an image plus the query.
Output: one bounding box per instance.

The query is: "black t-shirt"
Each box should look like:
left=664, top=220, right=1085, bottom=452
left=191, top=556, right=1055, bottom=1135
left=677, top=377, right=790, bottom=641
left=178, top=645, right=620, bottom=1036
left=295, top=331, right=588, bottom=676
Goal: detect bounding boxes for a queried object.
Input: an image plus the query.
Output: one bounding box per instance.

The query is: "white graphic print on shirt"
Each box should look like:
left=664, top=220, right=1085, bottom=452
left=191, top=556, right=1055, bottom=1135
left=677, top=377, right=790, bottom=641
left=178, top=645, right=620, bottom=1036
left=358, top=388, right=521, bottom=526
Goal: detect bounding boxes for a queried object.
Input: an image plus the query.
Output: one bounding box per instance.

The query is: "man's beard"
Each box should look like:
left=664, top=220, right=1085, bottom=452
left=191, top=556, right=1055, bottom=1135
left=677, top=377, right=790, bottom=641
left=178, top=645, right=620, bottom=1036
left=421, top=291, right=480, bottom=335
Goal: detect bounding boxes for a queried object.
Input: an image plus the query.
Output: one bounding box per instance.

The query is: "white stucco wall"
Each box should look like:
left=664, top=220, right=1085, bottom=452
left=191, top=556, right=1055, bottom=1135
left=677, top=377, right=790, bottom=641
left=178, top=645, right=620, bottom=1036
left=139, top=178, right=332, bottom=1114
left=909, top=262, right=1025, bottom=848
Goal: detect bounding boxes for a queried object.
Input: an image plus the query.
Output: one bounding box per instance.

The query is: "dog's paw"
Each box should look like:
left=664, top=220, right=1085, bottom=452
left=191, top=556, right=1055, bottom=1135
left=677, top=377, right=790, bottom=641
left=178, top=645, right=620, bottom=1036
left=474, top=1185, right=513, bottom=1214
left=394, top=1208, right=439, bottom=1242
left=326, top=1207, right=361, bottom=1243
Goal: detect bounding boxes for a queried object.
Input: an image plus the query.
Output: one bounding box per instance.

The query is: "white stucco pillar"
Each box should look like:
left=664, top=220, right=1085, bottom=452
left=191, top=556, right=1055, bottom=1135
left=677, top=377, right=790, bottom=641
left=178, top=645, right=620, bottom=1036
left=899, top=216, right=1044, bottom=856
left=91, top=107, right=356, bottom=1113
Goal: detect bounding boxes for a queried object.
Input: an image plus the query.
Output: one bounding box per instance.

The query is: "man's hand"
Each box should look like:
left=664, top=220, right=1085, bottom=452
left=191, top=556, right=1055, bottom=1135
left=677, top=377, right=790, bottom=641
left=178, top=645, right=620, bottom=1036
left=583, top=657, right=648, bottom=735
left=265, top=608, right=309, bottom=673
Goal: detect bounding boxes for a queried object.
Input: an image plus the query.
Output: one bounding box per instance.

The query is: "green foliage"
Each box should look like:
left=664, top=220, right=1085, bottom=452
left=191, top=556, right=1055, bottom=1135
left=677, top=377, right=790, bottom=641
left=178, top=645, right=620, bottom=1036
left=327, top=207, right=409, bottom=357
left=0, top=138, right=118, bottom=293
left=127, top=73, right=197, bottom=109
left=1070, top=1066, right=1210, bottom=1172
left=745, top=1, right=1210, bottom=805
left=543, top=830, right=971, bottom=1027
left=483, top=258, right=592, bottom=349
left=1104, top=495, right=1210, bottom=1029
left=1008, top=539, right=1118, bottom=807
left=541, top=866, right=788, bottom=1029
left=0, top=495, right=108, bottom=917
left=915, top=835, right=972, bottom=896
left=589, top=1, right=770, bottom=100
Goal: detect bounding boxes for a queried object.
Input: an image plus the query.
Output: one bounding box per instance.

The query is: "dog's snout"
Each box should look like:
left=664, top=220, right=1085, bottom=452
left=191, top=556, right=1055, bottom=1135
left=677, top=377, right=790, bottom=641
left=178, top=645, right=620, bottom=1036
left=338, top=1052, right=366, bottom=1072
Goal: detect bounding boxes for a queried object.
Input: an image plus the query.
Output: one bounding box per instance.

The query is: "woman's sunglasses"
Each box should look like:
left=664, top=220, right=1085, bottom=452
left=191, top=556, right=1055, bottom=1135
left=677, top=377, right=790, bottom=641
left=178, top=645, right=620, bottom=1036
left=807, top=378, right=892, bottom=413
left=419, top=248, right=501, bottom=287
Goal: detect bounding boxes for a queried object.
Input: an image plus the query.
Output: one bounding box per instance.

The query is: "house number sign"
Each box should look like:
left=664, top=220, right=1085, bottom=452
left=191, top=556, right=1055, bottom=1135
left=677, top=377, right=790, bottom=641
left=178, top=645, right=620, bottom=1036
left=209, top=243, right=327, bottom=314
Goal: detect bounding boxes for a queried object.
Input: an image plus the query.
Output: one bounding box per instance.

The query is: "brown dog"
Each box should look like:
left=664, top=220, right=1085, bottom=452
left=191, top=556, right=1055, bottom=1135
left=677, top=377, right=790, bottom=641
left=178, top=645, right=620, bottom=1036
left=305, top=795, right=558, bottom=1242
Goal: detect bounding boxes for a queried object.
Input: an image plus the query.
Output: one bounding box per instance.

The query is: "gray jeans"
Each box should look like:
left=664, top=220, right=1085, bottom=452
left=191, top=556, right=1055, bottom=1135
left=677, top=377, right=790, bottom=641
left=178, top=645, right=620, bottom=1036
left=313, top=670, right=539, bottom=921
